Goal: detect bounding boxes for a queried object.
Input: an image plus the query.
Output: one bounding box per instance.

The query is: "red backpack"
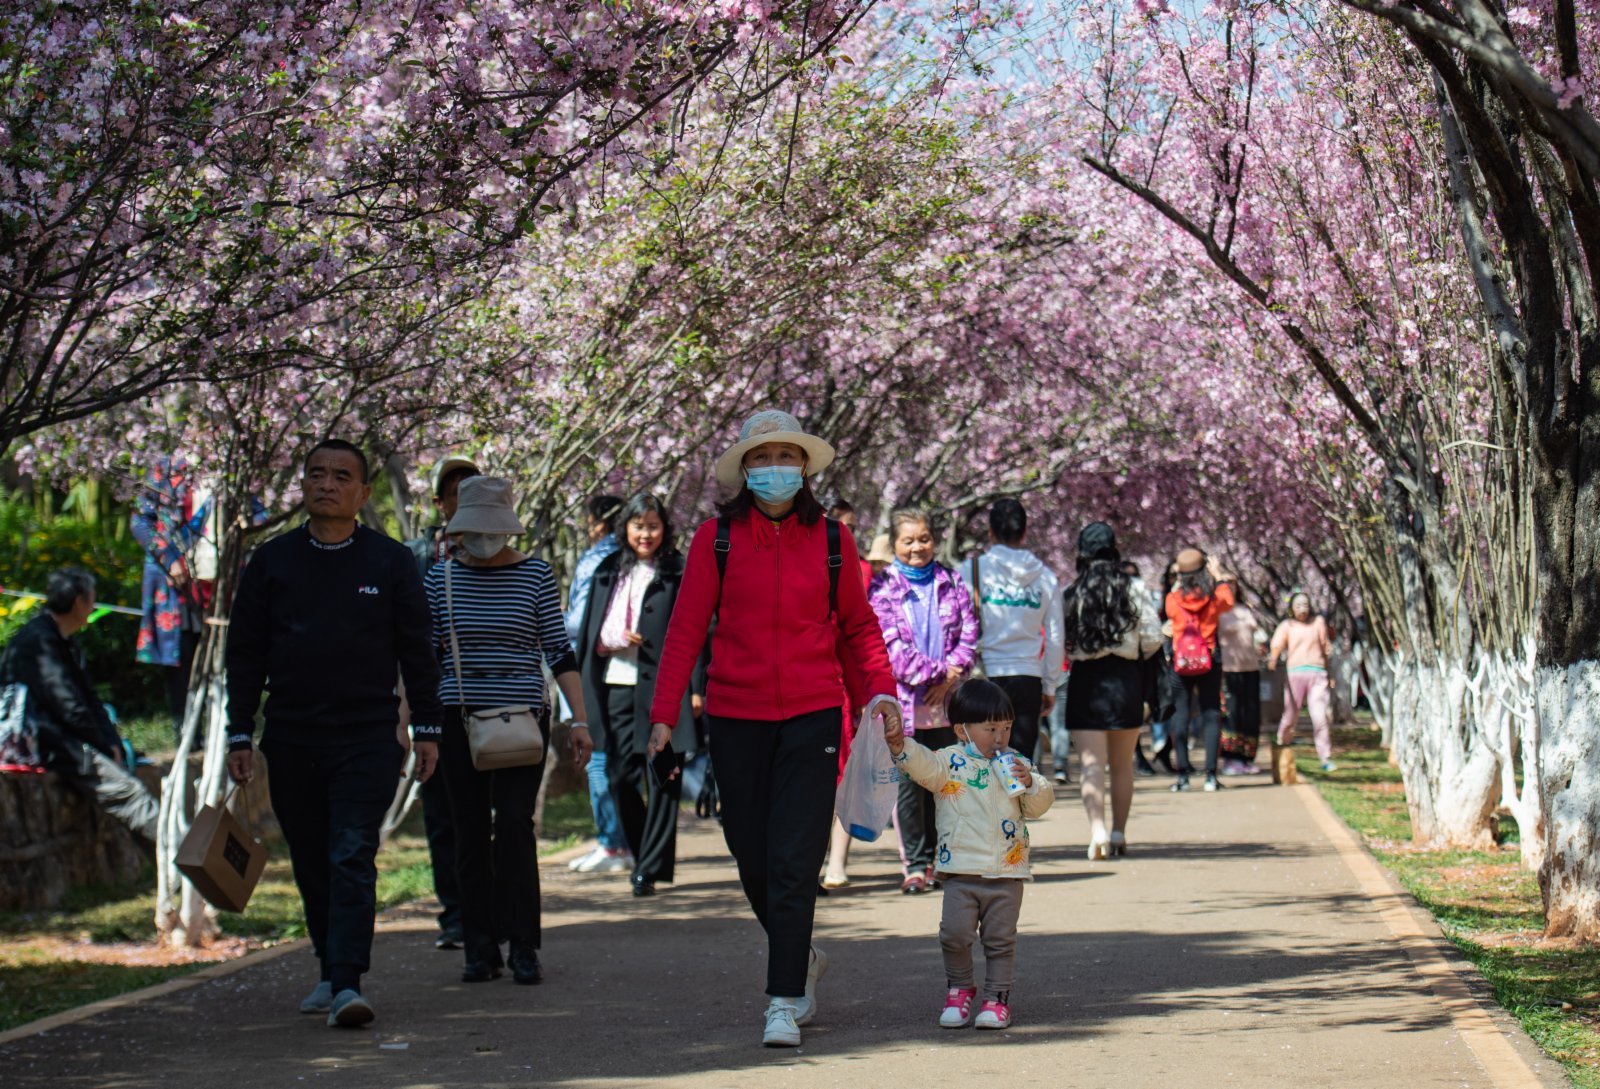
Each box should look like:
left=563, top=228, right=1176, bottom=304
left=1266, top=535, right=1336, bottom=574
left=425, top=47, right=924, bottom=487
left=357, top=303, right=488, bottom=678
left=1172, top=599, right=1213, bottom=677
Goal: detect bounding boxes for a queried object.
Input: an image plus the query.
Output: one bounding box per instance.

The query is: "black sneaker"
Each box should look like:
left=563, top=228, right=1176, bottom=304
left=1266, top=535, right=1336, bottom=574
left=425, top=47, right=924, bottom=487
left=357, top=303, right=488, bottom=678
left=1204, top=774, right=1224, bottom=792
left=461, top=956, right=503, bottom=983
left=435, top=926, right=464, bottom=951
left=509, top=947, right=543, bottom=985
left=1170, top=774, right=1192, bottom=792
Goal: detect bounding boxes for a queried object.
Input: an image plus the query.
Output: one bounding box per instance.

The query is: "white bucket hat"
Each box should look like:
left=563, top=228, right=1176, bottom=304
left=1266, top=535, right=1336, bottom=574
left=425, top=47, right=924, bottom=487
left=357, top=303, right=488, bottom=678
left=446, top=477, right=526, bottom=535
left=714, top=410, right=835, bottom=490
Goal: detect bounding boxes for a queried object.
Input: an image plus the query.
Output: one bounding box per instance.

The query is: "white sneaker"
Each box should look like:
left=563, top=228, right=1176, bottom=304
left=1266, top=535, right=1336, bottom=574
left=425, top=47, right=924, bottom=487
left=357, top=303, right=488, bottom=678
left=568, top=846, right=605, bottom=871
left=763, top=998, right=802, bottom=1047
left=578, top=848, right=634, bottom=874
left=795, top=945, right=827, bottom=1025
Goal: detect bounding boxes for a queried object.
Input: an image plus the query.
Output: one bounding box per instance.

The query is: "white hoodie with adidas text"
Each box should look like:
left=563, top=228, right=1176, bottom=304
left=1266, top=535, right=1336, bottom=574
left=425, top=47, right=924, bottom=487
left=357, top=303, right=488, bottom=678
left=972, top=544, right=1064, bottom=692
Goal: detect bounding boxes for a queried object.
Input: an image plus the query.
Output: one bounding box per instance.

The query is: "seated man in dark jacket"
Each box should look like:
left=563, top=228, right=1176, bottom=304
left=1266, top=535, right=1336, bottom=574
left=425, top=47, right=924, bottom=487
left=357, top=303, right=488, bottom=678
left=0, top=567, right=159, bottom=843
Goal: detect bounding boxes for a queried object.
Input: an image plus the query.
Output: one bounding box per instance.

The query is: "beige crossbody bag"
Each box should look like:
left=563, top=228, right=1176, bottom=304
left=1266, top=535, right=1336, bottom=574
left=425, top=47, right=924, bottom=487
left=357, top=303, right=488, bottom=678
left=445, top=560, right=546, bottom=770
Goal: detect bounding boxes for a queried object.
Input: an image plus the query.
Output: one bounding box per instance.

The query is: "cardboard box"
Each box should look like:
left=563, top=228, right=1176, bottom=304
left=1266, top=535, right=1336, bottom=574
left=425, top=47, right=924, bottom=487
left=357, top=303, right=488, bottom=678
left=175, top=800, right=268, bottom=913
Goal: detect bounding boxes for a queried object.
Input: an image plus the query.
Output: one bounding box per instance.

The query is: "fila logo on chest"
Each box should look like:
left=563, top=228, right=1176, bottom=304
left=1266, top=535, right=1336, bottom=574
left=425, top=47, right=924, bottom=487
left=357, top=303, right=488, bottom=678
left=356, top=585, right=380, bottom=596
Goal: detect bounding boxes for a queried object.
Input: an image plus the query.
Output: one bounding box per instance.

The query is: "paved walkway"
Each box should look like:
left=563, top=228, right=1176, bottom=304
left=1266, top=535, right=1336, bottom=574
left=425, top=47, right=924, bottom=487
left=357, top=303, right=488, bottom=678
left=0, top=774, right=1569, bottom=1088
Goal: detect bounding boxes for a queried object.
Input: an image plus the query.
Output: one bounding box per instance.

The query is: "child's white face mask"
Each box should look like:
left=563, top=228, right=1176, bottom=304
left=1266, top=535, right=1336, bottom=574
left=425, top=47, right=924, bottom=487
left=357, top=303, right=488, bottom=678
left=955, top=720, right=1011, bottom=760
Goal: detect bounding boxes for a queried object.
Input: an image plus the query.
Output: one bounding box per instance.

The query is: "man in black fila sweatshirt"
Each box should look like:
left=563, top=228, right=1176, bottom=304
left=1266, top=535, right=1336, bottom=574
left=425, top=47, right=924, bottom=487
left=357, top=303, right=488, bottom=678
left=226, top=439, right=441, bottom=1029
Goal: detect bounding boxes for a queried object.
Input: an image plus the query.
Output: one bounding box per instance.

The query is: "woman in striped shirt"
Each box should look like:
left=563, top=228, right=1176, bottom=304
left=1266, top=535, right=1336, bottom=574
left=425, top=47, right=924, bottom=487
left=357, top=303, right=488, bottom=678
left=425, top=477, right=592, bottom=986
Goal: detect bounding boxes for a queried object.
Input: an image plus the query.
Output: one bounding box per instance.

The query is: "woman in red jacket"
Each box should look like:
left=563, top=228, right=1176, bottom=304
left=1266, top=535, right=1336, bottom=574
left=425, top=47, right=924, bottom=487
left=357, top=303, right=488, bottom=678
left=647, top=410, right=901, bottom=1049
left=1163, top=548, right=1236, bottom=793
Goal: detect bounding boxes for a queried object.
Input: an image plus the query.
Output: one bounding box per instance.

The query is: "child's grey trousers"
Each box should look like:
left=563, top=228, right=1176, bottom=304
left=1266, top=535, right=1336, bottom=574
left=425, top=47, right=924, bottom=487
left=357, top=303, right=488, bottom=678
left=939, top=875, right=1025, bottom=998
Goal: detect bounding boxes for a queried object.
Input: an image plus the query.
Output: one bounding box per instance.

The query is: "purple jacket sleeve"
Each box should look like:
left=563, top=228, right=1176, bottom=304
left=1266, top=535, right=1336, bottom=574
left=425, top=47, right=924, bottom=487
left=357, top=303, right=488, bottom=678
left=946, top=568, right=980, bottom=673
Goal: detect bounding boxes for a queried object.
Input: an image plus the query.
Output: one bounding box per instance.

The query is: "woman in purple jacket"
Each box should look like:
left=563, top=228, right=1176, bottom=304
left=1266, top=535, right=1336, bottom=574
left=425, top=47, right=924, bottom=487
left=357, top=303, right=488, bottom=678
left=869, top=508, right=981, bottom=894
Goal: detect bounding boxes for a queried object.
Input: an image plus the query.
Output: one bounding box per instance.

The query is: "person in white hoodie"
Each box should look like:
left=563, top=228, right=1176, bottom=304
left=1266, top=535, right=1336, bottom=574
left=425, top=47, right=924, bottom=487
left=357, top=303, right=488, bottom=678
left=968, top=498, right=1064, bottom=761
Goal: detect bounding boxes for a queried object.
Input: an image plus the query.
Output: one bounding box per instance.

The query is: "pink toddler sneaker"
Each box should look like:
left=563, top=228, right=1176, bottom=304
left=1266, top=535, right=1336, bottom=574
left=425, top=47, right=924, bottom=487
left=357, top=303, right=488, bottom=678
left=974, top=998, right=1012, bottom=1029
left=939, top=987, right=978, bottom=1028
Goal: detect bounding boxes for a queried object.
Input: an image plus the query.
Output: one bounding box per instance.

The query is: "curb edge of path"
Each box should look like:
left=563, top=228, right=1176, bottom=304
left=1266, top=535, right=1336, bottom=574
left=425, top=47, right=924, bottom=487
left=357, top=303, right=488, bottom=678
left=1292, top=782, right=1567, bottom=1089
left=0, top=838, right=597, bottom=1049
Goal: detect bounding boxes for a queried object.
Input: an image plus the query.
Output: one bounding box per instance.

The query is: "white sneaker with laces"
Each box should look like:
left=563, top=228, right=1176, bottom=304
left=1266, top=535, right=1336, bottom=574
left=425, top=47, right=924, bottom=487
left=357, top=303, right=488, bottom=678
left=763, top=998, right=802, bottom=1047
left=795, top=945, right=827, bottom=1025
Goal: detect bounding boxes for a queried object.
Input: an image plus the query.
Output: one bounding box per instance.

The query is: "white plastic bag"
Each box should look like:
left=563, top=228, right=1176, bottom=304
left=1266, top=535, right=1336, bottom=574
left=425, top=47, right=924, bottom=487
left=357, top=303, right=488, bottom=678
left=835, top=707, right=900, bottom=842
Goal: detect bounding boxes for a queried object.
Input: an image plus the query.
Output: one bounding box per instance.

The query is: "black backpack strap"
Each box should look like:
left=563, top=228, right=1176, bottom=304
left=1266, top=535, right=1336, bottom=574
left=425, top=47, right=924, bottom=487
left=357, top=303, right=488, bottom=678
left=712, top=515, right=732, bottom=618
left=826, top=517, right=843, bottom=619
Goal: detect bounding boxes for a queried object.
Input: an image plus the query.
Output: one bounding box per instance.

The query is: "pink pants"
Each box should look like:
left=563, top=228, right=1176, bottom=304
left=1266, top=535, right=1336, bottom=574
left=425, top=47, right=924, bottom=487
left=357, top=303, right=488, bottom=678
left=1277, top=671, right=1332, bottom=759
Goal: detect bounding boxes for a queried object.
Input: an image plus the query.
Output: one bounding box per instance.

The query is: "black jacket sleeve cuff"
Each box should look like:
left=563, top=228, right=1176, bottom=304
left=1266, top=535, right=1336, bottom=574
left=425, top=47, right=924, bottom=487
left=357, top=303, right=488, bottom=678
left=227, top=732, right=254, bottom=752
left=410, top=723, right=441, bottom=740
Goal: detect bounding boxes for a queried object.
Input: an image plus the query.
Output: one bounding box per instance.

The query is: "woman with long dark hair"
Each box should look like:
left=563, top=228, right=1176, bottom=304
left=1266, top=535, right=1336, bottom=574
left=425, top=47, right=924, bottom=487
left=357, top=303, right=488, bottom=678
left=1164, top=548, right=1237, bottom=792
left=576, top=492, right=692, bottom=897
left=645, top=410, right=900, bottom=1048
left=1061, top=523, right=1163, bottom=858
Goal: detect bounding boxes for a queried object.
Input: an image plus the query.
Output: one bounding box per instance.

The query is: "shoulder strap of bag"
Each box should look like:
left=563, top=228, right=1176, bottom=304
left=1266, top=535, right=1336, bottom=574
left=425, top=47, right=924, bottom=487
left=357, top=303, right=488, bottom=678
left=443, top=561, right=466, bottom=713
left=712, top=515, right=732, bottom=620
left=826, top=517, right=843, bottom=620
left=712, top=514, right=842, bottom=620
left=970, top=553, right=984, bottom=640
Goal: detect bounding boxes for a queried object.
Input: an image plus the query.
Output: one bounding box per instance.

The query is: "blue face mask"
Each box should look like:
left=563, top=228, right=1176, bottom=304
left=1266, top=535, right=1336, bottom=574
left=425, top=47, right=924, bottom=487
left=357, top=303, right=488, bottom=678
left=744, top=465, right=804, bottom=504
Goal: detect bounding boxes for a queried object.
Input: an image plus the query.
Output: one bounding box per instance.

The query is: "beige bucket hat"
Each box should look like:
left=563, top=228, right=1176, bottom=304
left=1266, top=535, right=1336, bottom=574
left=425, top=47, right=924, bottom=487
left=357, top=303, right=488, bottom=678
left=714, top=409, right=835, bottom=490
left=446, top=477, right=526, bottom=535
left=430, top=455, right=479, bottom=497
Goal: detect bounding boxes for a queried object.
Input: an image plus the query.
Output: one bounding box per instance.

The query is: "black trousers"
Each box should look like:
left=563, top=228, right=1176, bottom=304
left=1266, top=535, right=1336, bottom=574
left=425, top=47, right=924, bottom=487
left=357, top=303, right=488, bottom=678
left=709, top=707, right=840, bottom=998
left=1170, top=655, right=1223, bottom=775
left=261, top=735, right=404, bottom=994
left=420, top=770, right=461, bottom=932
left=897, top=725, right=957, bottom=871
left=1222, top=670, right=1263, bottom=762
left=439, top=708, right=546, bottom=965
left=603, top=684, right=679, bottom=884
left=990, top=676, right=1044, bottom=761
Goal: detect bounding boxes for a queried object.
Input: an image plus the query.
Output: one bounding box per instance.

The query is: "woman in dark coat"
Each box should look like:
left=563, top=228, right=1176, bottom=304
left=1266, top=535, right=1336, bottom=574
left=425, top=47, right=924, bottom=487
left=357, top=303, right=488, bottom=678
left=577, top=493, right=694, bottom=896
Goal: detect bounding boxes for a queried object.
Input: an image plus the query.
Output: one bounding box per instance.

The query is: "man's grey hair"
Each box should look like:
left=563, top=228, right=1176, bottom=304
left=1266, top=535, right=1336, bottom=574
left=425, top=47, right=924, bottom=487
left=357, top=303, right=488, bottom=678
left=45, top=567, right=96, bottom=615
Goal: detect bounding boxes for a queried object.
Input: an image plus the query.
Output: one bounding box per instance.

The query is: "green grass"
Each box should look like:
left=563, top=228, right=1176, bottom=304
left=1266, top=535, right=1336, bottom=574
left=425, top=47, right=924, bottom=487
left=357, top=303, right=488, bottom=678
left=0, top=785, right=598, bottom=1031
left=0, top=949, right=201, bottom=1033
left=119, top=714, right=178, bottom=760
left=1304, top=728, right=1600, bottom=1087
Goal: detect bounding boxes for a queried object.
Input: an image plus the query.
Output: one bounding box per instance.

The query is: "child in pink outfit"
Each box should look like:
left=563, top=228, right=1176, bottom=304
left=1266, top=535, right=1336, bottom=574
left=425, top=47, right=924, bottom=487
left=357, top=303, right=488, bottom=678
left=1268, top=593, right=1335, bottom=770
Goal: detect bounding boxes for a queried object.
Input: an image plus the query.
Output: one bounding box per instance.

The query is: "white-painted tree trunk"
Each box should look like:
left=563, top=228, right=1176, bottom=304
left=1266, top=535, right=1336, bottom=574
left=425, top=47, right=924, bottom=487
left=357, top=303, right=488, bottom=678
left=1389, top=656, right=1501, bottom=851
left=1473, top=642, right=1544, bottom=871
left=1362, top=645, right=1397, bottom=750
left=381, top=756, right=421, bottom=846
left=154, top=651, right=225, bottom=947
left=1536, top=659, right=1600, bottom=940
